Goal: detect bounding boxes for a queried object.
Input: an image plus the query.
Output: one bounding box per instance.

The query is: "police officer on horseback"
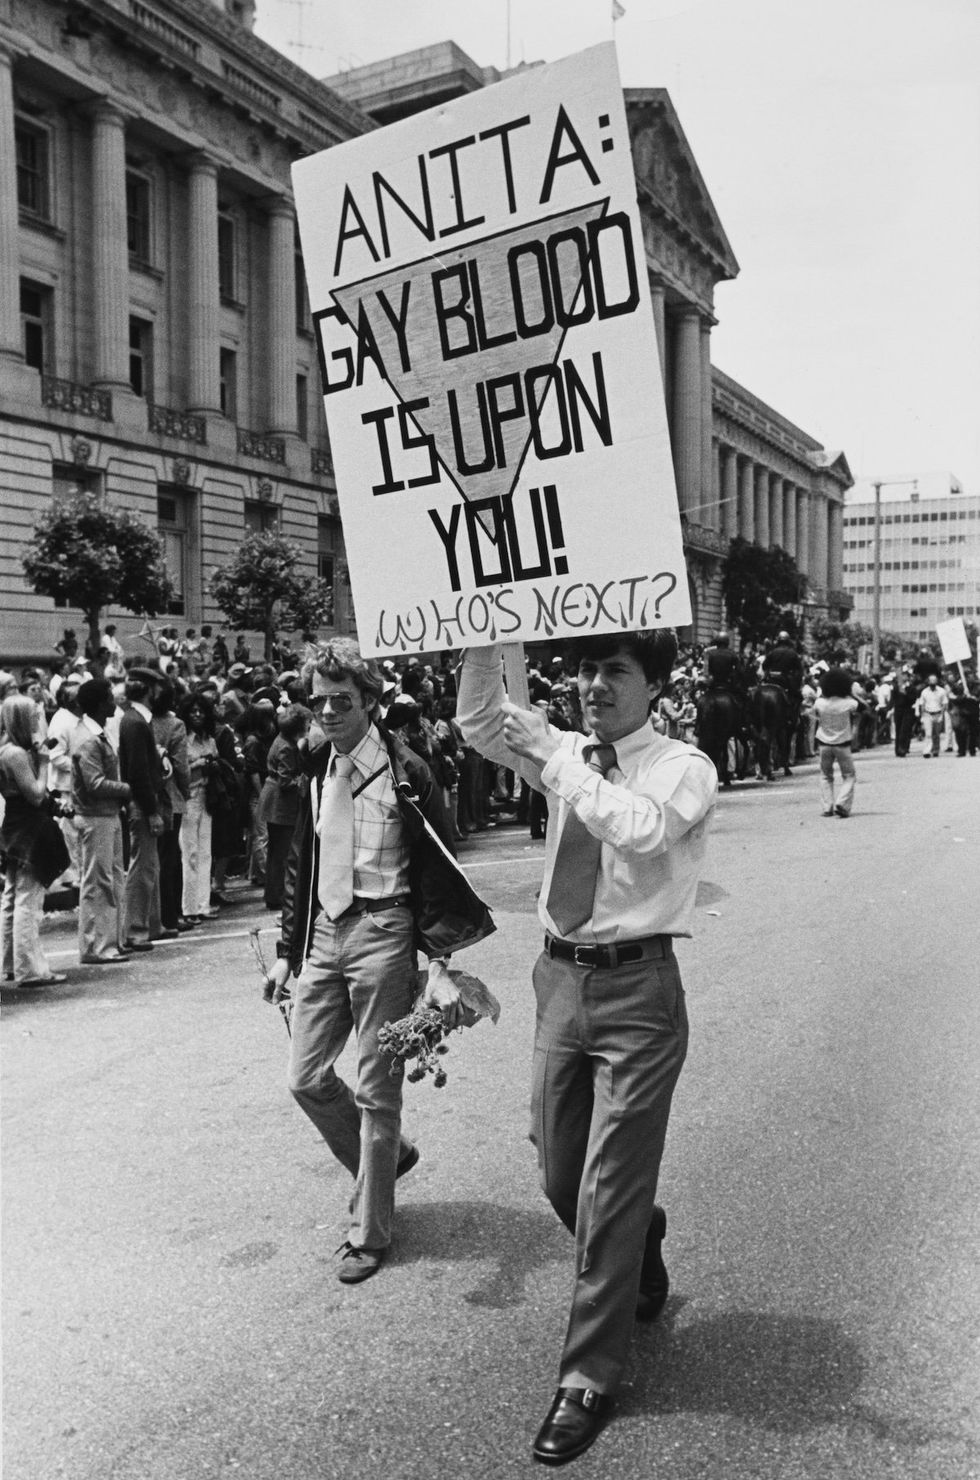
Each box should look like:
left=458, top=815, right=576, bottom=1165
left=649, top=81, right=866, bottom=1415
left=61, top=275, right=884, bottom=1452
left=762, top=630, right=804, bottom=736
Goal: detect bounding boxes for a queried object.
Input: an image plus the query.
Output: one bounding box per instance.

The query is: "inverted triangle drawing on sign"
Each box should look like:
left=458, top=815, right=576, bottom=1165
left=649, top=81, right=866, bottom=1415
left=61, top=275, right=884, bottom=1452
left=330, top=199, right=610, bottom=515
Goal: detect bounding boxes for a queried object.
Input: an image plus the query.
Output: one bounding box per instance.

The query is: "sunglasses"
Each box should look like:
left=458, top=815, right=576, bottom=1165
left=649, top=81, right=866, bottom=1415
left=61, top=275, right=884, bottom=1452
left=311, top=692, right=356, bottom=713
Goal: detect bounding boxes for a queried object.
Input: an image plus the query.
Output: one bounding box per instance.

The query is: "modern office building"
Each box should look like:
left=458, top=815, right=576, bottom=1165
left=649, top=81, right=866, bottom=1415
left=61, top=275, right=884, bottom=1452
left=842, top=474, right=980, bottom=646
left=2, top=13, right=853, bottom=665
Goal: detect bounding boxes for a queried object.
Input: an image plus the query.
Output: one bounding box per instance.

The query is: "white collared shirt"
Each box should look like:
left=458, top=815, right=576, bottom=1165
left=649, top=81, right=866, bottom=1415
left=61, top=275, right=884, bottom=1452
left=457, top=646, right=717, bottom=942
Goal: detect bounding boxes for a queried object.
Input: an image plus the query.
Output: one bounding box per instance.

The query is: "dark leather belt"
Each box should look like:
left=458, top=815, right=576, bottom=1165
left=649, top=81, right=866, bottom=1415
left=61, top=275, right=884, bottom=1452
left=544, top=933, right=671, bottom=969
left=337, top=894, right=410, bottom=919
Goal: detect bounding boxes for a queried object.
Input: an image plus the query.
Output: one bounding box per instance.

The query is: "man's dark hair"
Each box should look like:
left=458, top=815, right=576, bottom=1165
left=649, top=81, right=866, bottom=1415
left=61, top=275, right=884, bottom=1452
left=301, top=639, right=384, bottom=710
left=150, top=681, right=176, bottom=717
left=125, top=677, right=151, bottom=704
left=77, top=678, right=114, bottom=719
left=819, top=667, right=853, bottom=699
left=563, top=630, right=678, bottom=688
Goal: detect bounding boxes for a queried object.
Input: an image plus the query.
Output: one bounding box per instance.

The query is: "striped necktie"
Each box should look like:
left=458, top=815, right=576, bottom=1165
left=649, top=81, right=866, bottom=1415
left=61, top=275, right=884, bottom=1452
left=316, top=753, right=356, bottom=920
left=545, top=743, right=617, bottom=935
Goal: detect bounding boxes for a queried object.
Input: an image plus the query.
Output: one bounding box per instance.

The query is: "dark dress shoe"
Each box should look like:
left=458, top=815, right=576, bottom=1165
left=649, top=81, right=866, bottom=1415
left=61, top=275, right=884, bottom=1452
left=153, top=928, right=180, bottom=940
left=532, top=1387, right=611, bottom=1464
left=636, top=1204, right=668, bottom=1321
left=176, top=919, right=197, bottom=932
left=123, top=939, right=154, bottom=953
left=396, top=1145, right=420, bottom=1178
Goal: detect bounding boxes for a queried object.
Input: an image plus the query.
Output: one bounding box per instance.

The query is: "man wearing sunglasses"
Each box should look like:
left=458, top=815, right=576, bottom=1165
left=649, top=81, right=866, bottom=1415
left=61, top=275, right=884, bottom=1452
left=263, top=639, right=493, bottom=1285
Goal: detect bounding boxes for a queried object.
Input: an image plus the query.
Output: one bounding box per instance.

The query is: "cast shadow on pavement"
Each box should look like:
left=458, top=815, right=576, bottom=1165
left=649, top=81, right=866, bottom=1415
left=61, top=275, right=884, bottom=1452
left=390, top=1199, right=569, bottom=1310
left=626, top=1301, right=941, bottom=1450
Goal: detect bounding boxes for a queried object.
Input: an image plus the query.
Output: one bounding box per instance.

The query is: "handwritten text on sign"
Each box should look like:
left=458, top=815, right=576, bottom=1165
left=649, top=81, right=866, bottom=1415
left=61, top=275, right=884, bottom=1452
left=293, top=44, right=690, bottom=654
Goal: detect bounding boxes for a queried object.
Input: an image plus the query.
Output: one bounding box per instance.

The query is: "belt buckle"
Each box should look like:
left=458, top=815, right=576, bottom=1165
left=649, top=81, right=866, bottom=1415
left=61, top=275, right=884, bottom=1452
left=573, top=944, right=593, bottom=967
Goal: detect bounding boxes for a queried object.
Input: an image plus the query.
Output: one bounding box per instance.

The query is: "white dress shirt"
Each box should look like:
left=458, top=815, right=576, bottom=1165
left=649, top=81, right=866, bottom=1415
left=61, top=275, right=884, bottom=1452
left=457, top=646, right=717, bottom=942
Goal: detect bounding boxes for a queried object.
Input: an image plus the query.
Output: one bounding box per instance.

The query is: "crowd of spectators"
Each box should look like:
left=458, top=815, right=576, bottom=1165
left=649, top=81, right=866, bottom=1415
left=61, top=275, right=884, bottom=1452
left=0, top=624, right=976, bottom=991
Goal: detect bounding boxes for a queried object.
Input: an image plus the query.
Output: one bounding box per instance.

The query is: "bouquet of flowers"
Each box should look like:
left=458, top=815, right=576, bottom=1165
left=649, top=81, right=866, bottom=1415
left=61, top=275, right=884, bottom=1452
left=379, top=969, right=500, bottom=1088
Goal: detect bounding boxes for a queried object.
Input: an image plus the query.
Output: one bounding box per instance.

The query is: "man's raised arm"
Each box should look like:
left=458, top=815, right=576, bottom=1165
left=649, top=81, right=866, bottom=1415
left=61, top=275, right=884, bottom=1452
left=456, top=646, right=551, bottom=792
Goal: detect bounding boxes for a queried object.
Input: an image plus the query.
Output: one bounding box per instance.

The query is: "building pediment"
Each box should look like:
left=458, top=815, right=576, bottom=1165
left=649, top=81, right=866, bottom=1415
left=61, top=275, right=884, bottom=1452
left=810, top=449, right=854, bottom=489
left=626, top=89, right=739, bottom=285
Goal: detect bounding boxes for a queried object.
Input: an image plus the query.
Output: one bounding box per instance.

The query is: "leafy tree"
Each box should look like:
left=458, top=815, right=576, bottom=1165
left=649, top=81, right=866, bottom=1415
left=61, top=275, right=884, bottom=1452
left=209, top=531, right=334, bottom=661
left=722, top=538, right=806, bottom=645
left=21, top=489, right=174, bottom=667
left=808, top=617, right=906, bottom=668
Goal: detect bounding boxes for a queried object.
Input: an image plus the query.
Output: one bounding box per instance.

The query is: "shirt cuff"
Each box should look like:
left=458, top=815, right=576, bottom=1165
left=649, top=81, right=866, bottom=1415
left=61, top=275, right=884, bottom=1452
left=540, top=745, right=592, bottom=799
left=461, top=646, right=501, bottom=672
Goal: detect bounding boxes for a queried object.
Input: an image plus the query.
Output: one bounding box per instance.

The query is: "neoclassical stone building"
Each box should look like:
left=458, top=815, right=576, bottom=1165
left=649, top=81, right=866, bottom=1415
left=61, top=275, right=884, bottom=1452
left=2, top=14, right=851, bottom=665
left=1, top=0, right=363, bottom=664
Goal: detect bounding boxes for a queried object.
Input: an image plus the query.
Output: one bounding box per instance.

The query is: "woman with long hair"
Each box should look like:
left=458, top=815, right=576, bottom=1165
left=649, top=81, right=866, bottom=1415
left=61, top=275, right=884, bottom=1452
left=0, top=695, right=68, bottom=987
left=177, top=692, right=218, bottom=922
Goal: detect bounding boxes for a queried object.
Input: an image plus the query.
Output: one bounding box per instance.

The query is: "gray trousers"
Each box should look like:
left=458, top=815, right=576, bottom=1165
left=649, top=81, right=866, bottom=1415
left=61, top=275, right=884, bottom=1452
left=287, top=906, right=418, bottom=1250
left=77, top=812, right=125, bottom=957
left=530, top=945, right=688, bottom=1394
left=123, top=812, right=161, bottom=944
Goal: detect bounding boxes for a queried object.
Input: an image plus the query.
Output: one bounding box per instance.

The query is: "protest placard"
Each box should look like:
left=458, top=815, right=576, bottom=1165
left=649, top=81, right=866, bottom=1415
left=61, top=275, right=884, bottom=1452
left=936, top=616, right=971, bottom=665
left=293, top=43, right=690, bottom=655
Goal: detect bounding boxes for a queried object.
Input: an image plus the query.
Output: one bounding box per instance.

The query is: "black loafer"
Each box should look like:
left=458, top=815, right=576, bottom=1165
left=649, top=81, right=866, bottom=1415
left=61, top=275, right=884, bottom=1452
left=532, top=1387, right=610, bottom=1465
left=636, top=1204, right=669, bottom=1321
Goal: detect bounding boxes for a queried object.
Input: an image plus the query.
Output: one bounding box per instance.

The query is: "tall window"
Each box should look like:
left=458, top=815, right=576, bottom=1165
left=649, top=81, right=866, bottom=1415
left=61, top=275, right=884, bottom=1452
left=296, top=373, right=308, bottom=440
left=129, top=317, right=154, bottom=398
left=218, top=208, right=237, bottom=301
left=15, top=116, right=50, bottom=220
left=244, top=500, right=279, bottom=535
left=126, top=169, right=152, bottom=264
left=157, top=490, right=190, bottom=616
left=21, top=279, right=52, bottom=372
left=294, top=224, right=309, bottom=331
left=219, top=347, right=237, bottom=420
left=317, top=516, right=340, bottom=628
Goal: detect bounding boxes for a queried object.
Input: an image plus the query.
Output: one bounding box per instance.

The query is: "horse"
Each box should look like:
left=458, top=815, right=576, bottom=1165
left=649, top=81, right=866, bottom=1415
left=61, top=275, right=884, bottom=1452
left=696, top=688, right=745, bottom=787
left=747, top=682, right=793, bottom=780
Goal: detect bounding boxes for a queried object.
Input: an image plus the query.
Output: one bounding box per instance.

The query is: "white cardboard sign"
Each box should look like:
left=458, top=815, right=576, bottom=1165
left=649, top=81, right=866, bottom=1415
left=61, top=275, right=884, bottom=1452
left=293, top=43, right=690, bottom=655
left=935, top=616, right=971, bottom=664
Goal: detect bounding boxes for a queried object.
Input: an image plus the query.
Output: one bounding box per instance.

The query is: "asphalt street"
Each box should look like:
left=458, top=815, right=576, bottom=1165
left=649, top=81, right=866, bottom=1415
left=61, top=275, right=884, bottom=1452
left=3, top=747, right=979, bottom=1480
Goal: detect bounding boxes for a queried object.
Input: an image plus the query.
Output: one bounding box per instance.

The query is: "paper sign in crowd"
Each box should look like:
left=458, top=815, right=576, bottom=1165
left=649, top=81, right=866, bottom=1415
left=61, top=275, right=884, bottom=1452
left=293, top=43, right=690, bottom=655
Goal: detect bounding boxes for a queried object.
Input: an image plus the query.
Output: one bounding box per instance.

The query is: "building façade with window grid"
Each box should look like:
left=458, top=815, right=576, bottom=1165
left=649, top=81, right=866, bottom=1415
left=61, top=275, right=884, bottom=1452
left=2, top=8, right=855, bottom=667
left=841, top=475, right=980, bottom=646
left=1, top=0, right=366, bottom=666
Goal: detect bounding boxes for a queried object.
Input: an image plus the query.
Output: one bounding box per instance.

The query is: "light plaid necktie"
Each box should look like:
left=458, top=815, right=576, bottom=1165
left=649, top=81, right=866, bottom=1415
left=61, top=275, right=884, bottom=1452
left=317, top=753, right=356, bottom=920
left=545, top=743, right=617, bottom=935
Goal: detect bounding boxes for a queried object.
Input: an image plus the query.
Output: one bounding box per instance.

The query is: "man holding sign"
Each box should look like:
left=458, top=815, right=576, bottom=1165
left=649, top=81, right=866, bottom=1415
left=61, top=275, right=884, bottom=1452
left=457, top=631, right=716, bottom=1463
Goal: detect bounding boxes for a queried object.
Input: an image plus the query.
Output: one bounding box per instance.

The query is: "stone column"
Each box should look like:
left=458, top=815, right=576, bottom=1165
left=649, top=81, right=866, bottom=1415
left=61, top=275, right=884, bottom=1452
left=769, top=474, right=784, bottom=549
left=700, top=319, right=714, bottom=527
left=649, top=279, right=666, bottom=384
left=796, top=487, right=810, bottom=576
left=721, top=445, right=738, bottom=540
left=783, top=482, right=797, bottom=559
left=738, top=456, right=755, bottom=541
left=187, top=153, right=221, bottom=415
left=810, top=491, right=829, bottom=589
left=266, top=196, right=297, bottom=435
left=90, top=102, right=130, bottom=388
left=754, top=464, right=770, bottom=547
left=827, top=498, right=844, bottom=593
left=672, top=307, right=702, bottom=516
